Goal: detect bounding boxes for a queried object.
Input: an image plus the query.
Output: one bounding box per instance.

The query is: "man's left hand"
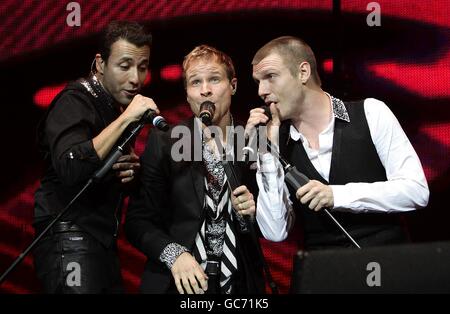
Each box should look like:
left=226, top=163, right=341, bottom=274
left=231, top=185, right=255, bottom=217
left=112, top=150, right=140, bottom=183
left=295, top=180, right=334, bottom=211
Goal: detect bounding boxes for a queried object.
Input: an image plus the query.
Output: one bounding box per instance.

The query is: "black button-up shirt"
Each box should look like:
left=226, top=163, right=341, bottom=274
left=34, top=79, right=128, bottom=248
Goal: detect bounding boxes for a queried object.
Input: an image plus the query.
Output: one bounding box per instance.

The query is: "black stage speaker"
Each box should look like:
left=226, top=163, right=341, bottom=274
left=291, top=241, right=450, bottom=293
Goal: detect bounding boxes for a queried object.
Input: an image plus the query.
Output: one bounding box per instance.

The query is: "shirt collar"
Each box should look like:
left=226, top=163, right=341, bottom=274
left=329, top=93, right=350, bottom=122
left=80, top=75, right=116, bottom=110
left=289, top=93, right=350, bottom=142
left=195, top=114, right=235, bottom=156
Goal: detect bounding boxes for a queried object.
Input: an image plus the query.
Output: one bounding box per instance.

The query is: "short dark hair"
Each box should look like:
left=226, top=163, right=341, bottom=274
left=252, top=36, right=321, bottom=86
left=99, top=20, right=152, bottom=63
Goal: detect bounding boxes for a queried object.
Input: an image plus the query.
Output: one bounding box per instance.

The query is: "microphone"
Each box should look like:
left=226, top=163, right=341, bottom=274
left=142, top=109, right=169, bottom=131
left=242, top=105, right=272, bottom=162
left=221, top=158, right=255, bottom=231
left=243, top=106, right=362, bottom=249
left=263, top=139, right=362, bottom=249
left=94, top=109, right=168, bottom=181
left=199, top=101, right=216, bottom=126
left=260, top=105, right=272, bottom=124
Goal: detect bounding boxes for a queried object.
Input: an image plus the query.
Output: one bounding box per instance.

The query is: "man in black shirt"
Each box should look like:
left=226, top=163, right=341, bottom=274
left=33, top=21, right=159, bottom=293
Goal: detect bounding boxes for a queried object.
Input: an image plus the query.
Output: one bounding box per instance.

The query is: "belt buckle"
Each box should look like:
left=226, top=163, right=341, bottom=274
left=206, top=261, right=220, bottom=276
left=53, top=221, right=79, bottom=233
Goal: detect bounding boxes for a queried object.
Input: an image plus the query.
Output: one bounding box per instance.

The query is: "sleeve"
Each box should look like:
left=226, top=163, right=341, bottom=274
left=159, top=243, right=190, bottom=270
left=331, top=98, right=430, bottom=213
left=255, top=152, right=294, bottom=242
left=125, top=130, right=179, bottom=262
left=44, top=91, right=103, bottom=186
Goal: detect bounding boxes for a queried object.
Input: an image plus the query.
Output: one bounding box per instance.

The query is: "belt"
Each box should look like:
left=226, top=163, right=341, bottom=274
left=205, top=261, right=221, bottom=294
left=51, top=221, right=84, bottom=234
left=205, top=260, right=220, bottom=276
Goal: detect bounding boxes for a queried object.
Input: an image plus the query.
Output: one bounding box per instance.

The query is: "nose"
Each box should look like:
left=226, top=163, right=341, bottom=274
left=258, top=81, right=269, bottom=99
left=200, top=81, right=212, bottom=97
left=128, top=67, right=139, bottom=87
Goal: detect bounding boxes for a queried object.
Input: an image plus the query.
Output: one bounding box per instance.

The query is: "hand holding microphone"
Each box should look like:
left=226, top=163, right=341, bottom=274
left=242, top=103, right=280, bottom=162
left=245, top=103, right=281, bottom=143
left=140, top=108, right=169, bottom=131
left=245, top=104, right=361, bottom=249
left=92, top=95, right=169, bottom=181
left=123, top=94, right=169, bottom=131
left=231, top=185, right=256, bottom=218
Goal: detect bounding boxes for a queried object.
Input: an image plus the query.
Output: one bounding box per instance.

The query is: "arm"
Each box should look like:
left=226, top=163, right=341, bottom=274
left=125, top=130, right=208, bottom=294
left=330, top=98, right=430, bottom=213
left=255, top=152, right=294, bottom=242
left=92, top=94, right=158, bottom=159
left=246, top=105, right=294, bottom=242
left=45, top=92, right=104, bottom=186
left=46, top=92, right=157, bottom=186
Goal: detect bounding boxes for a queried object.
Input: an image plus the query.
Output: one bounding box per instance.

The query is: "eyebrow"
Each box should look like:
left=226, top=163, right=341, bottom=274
left=253, top=68, right=276, bottom=81
left=187, top=71, right=223, bottom=80
left=117, top=57, right=133, bottom=63
left=257, top=67, right=279, bottom=75
left=117, top=57, right=149, bottom=64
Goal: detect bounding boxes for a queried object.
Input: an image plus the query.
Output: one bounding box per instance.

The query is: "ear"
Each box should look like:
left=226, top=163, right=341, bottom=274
left=298, top=61, right=311, bottom=84
left=230, top=78, right=237, bottom=95
left=95, top=53, right=105, bottom=75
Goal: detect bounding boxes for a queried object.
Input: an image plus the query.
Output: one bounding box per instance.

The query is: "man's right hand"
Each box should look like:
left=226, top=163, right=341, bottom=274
left=245, top=103, right=281, bottom=145
left=171, top=252, right=208, bottom=294
left=122, top=94, right=160, bottom=123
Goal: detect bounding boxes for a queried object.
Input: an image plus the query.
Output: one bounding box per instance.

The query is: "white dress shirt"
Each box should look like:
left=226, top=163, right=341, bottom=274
left=255, top=152, right=294, bottom=242
left=255, top=96, right=429, bottom=241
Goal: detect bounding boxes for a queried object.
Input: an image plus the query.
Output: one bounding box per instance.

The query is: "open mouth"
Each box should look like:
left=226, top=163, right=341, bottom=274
left=123, top=90, right=138, bottom=97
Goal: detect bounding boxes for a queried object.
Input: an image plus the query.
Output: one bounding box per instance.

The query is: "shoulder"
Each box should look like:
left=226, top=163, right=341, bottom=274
left=38, top=83, right=98, bottom=132
left=57, top=81, right=93, bottom=103
left=362, top=98, right=396, bottom=120
left=49, top=82, right=95, bottom=116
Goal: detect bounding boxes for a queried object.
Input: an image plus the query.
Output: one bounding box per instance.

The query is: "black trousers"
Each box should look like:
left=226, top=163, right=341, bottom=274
left=33, top=224, right=124, bottom=294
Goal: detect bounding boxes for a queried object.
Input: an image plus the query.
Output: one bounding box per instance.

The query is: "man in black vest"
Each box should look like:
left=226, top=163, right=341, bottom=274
left=33, top=21, right=159, bottom=293
left=247, top=36, right=429, bottom=250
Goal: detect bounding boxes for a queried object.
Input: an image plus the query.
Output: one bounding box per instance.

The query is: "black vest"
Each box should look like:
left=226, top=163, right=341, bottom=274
left=280, top=101, right=405, bottom=249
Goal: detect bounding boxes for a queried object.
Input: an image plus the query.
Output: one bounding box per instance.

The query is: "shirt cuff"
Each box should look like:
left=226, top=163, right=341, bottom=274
left=330, top=185, right=357, bottom=212
left=257, top=153, right=278, bottom=173
left=159, top=243, right=189, bottom=270
left=64, top=139, right=101, bottom=163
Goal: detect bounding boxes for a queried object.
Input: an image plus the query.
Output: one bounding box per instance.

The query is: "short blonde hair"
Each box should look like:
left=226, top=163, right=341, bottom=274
left=252, top=36, right=321, bottom=86
left=182, top=45, right=235, bottom=88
